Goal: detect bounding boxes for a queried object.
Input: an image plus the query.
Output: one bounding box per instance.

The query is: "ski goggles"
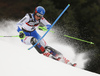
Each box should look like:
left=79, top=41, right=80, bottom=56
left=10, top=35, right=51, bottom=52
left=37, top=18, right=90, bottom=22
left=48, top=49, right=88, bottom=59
left=36, top=13, right=43, bottom=18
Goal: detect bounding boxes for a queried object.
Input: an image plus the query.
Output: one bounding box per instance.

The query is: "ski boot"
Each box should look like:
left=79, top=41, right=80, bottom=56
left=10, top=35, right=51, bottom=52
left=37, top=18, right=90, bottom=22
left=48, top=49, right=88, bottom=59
left=44, top=46, right=63, bottom=61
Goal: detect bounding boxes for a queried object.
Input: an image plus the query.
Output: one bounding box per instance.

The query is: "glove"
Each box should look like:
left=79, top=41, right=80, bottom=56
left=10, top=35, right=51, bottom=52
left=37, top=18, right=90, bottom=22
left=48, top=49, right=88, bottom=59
left=19, top=31, right=25, bottom=39
left=46, top=25, right=51, bottom=30
left=38, top=26, right=47, bottom=31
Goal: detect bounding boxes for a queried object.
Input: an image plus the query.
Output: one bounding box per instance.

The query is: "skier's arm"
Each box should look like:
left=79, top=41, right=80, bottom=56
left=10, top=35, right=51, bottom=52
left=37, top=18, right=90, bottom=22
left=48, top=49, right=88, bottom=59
left=16, top=14, right=29, bottom=39
left=40, top=17, right=51, bottom=30
left=16, top=14, right=29, bottom=32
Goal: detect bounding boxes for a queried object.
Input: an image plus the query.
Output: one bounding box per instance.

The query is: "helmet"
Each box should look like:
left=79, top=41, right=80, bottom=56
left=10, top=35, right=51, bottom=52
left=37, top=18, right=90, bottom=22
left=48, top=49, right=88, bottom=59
left=35, top=6, right=45, bottom=15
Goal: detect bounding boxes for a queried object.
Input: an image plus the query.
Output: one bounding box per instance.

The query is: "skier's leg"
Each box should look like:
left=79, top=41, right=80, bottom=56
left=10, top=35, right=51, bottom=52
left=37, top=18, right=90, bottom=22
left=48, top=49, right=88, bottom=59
left=20, top=35, right=46, bottom=53
left=43, top=46, right=77, bottom=66
left=19, top=31, right=76, bottom=66
left=21, top=36, right=33, bottom=45
left=30, top=30, right=47, bottom=48
left=20, top=35, right=76, bottom=66
left=30, top=37, right=46, bottom=53
left=44, top=46, right=63, bottom=60
left=19, top=30, right=47, bottom=53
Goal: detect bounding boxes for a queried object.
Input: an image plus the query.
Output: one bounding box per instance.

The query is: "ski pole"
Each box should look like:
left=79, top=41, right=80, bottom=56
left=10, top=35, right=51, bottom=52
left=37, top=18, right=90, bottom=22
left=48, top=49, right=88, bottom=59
left=28, top=4, right=70, bottom=50
left=0, top=35, right=19, bottom=37
left=64, top=35, right=94, bottom=44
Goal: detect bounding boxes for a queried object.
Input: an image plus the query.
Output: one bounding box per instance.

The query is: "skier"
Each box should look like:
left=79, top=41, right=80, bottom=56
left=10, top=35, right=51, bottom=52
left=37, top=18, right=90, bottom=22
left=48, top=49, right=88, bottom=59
left=16, top=6, right=76, bottom=66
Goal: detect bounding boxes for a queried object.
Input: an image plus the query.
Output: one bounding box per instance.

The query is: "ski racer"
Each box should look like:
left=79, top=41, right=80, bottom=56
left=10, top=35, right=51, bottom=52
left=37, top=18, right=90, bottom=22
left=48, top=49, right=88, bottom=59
left=16, top=6, right=76, bottom=66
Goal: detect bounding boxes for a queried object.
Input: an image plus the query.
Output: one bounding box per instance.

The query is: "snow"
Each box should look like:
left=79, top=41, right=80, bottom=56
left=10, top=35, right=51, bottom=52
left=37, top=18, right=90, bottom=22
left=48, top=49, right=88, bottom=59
left=0, top=20, right=99, bottom=76
left=0, top=40, right=99, bottom=76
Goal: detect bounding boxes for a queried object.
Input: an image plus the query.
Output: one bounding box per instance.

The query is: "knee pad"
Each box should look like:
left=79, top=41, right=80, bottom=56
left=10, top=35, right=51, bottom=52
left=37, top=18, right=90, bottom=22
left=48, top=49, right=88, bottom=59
left=30, top=37, right=38, bottom=45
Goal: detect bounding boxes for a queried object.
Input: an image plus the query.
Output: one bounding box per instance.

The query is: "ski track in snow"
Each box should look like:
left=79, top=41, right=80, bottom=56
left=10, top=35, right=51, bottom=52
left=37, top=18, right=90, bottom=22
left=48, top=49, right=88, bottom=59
left=0, top=20, right=99, bottom=76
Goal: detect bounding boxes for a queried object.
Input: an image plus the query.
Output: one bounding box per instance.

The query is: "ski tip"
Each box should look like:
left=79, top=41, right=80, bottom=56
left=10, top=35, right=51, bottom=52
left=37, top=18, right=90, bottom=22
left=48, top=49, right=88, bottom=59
left=68, top=4, right=70, bottom=6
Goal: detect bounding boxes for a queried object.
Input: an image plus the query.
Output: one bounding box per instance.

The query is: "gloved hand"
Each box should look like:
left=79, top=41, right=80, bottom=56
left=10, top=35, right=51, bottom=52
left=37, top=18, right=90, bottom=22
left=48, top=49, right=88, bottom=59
left=19, top=31, right=25, bottom=39
left=38, top=26, right=47, bottom=31
left=46, top=25, right=51, bottom=30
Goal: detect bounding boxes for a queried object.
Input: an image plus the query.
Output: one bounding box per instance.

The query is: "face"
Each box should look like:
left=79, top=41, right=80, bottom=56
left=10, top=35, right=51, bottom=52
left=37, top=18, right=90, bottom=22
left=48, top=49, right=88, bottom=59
left=34, top=13, right=43, bottom=20
left=34, top=14, right=41, bottom=20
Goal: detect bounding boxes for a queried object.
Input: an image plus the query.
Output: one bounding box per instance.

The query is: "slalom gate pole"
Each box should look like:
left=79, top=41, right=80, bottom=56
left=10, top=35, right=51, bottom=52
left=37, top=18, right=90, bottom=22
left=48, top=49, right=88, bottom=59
left=28, top=4, right=70, bottom=50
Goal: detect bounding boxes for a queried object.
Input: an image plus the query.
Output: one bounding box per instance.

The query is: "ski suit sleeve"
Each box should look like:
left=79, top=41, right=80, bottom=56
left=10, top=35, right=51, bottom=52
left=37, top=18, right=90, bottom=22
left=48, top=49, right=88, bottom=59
left=16, top=14, right=29, bottom=32
left=40, top=17, right=51, bottom=30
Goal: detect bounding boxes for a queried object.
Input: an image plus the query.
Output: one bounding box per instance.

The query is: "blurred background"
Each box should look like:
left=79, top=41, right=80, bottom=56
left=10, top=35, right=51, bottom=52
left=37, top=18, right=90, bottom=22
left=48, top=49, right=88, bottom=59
left=0, top=0, right=100, bottom=74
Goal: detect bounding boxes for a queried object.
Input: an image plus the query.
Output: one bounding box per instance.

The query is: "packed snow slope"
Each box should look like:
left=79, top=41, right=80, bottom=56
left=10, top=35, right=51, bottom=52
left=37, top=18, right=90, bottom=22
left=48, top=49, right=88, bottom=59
left=0, top=20, right=99, bottom=76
